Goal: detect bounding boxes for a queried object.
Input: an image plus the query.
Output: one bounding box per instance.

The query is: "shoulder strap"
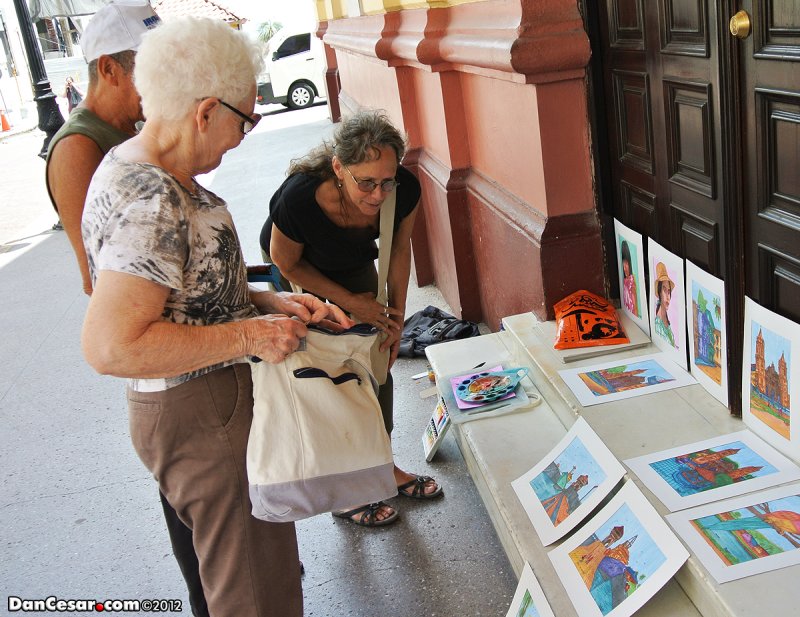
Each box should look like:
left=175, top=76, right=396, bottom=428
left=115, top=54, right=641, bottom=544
left=376, top=190, right=396, bottom=305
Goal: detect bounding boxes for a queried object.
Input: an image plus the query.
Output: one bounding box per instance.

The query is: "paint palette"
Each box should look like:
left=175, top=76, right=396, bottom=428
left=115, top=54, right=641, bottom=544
left=454, top=368, right=529, bottom=403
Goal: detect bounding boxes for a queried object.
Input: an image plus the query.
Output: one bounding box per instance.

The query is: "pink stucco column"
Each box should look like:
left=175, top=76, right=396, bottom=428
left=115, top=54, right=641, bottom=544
left=323, top=0, right=604, bottom=325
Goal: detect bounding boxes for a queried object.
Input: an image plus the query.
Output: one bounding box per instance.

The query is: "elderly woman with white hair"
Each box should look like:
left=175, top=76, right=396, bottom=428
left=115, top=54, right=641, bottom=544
left=80, top=18, right=350, bottom=616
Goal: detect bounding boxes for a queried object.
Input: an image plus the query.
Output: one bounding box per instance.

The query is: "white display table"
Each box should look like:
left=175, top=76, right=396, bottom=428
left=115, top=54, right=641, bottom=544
left=425, top=311, right=799, bottom=617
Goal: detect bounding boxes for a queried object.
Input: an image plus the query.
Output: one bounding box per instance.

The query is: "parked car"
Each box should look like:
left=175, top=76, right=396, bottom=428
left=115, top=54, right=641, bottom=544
left=257, top=29, right=326, bottom=109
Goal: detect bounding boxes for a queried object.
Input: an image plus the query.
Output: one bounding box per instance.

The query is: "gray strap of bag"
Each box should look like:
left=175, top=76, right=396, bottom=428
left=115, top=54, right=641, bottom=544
left=376, top=189, right=396, bottom=306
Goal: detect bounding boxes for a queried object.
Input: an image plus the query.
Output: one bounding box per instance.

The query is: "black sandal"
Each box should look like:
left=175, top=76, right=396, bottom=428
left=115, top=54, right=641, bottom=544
left=332, top=501, right=399, bottom=527
left=397, top=475, right=443, bottom=500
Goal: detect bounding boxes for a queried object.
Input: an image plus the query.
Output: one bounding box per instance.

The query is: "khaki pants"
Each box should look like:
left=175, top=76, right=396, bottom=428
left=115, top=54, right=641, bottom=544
left=127, top=364, right=302, bottom=617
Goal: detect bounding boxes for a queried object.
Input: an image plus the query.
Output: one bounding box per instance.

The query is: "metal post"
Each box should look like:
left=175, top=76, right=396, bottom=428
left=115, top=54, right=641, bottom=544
left=12, top=0, right=63, bottom=158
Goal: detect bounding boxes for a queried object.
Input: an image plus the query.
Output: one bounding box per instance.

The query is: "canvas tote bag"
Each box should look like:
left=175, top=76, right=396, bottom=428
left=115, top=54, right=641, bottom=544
left=284, top=190, right=395, bottom=386
left=247, top=324, right=396, bottom=523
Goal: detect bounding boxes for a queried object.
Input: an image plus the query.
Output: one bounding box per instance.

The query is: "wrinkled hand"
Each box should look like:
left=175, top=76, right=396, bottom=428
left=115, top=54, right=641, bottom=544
left=347, top=292, right=403, bottom=333
left=267, top=292, right=355, bottom=331
left=245, top=314, right=308, bottom=364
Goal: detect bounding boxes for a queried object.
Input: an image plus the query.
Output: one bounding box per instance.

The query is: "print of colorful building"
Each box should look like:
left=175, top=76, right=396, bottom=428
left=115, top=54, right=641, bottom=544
left=751, top=329, right=790, bottom=410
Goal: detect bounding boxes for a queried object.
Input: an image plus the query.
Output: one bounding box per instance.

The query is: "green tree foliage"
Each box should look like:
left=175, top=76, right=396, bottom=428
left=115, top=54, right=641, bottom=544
left=257, top=20, right=283, bottom=45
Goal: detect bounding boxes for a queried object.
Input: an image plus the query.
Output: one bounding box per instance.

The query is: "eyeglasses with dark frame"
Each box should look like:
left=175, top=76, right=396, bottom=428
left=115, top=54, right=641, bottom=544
left=343, top=165, right=399, bottom=193
left=219, top=99, right=261, bottom=135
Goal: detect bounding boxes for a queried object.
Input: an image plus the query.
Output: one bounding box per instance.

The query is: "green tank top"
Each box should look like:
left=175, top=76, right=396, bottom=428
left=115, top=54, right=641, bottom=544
left=45, top=107, right=132, bottom=210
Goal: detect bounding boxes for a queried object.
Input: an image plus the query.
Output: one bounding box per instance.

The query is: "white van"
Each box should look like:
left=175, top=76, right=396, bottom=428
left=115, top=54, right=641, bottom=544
left=256, top=29, right=326, bottom=109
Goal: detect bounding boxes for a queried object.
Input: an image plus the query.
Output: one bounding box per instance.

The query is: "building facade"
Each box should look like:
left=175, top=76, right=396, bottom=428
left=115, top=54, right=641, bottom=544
left=314, top=0, right=800, bottom=414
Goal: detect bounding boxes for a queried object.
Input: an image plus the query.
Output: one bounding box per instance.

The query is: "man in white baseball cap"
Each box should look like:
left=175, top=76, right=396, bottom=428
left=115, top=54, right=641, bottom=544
left=46, top=0, right=162, bottom=278
left=81, top=0, right=162, bottom=62
left=45, top=3, right=208, bottom=615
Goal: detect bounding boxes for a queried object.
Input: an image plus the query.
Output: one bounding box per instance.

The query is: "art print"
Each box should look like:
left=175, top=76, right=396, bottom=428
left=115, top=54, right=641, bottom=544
left=743, top=297, right=800, bottom=462
left=685, top=261, right=728, bottom=406
left=504, top=562, right=556, bottom=617
left=512, top=418, right=626, bottom=545
left=558, top=353, right=695, bottom=407
left=647, top=239, right=688, bottom=370
left=422, top=397, right=451, bottom=462
left=613, top=219, right=649, bottom=336
left=549, top=482, right=689, bottom=617
left=624, top=431, right=800, bottom=511
left=667, top=483, right=800, bottom=583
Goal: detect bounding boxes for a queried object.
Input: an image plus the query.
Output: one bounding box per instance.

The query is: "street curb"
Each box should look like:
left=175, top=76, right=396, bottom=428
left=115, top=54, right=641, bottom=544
left=0, top=124, right=40, bottom=143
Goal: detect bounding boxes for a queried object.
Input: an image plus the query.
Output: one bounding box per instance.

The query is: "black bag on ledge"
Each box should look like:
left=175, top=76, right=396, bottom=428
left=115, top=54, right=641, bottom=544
left=399, top=306, right=480, bottom=358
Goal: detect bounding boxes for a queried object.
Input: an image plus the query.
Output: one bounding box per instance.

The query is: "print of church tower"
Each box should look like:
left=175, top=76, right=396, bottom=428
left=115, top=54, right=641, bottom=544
left=756, top=329, right=766, bottom=392
left=753, top=328, right=790, bottom=408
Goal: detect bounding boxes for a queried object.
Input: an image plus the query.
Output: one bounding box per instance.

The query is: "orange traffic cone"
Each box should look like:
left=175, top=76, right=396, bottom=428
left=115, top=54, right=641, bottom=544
left=0, top=110, right=10, bottom=132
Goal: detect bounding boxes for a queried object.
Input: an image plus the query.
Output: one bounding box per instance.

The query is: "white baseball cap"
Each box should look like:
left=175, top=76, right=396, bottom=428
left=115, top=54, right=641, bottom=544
left=82, top=0, right=161, bottom=63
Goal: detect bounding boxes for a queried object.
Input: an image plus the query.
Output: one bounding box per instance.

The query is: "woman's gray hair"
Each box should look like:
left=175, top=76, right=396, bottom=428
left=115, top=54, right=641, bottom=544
left=288, top=110, right=407, bottom=178
left=134, top=17, right=264, bottom=122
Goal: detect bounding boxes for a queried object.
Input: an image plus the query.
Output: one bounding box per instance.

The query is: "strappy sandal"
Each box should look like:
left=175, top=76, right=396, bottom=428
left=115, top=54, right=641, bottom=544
left=397, top=475, right=443, bottom=499
left=332, top=501, right=399, bottom=527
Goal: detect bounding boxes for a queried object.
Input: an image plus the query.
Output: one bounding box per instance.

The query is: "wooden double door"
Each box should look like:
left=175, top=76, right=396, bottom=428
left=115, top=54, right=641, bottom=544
left=594, top=0, right=800, bottom=412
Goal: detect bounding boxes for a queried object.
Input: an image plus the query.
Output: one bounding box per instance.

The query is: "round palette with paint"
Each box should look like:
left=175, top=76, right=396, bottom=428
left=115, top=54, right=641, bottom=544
left=454, top=368, right=529, bottom=403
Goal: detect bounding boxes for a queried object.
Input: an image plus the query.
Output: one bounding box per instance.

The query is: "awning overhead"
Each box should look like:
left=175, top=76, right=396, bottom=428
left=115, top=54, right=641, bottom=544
left=28, top=0, right=106, bottom=20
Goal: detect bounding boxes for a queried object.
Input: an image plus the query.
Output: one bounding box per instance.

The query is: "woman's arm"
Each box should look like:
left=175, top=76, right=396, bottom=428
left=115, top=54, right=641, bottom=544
left=249, top=288, right=354, bottom=330
left=384, top=204, right=419, bottom=360
left=270, top=224, right=401, bottom=331
left=82, top=270, right=309, bottom=378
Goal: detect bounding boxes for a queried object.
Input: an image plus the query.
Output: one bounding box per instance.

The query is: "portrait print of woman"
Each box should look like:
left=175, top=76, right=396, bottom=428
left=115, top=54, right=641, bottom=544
left=613, top=219, right=649, bottom=335
left=621, top=240, right=640, bottom=317
left=648, top=238, right=688, bottom=370
left=654, top=262, right=677, bottom=348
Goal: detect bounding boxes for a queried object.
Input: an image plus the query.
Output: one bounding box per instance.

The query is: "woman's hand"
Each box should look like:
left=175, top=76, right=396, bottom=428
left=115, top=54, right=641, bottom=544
left=244, top=314, right=308, bottom=363
left=253, top=291, right=355, bottom=331
left=346, top=292, right=403, bottom=333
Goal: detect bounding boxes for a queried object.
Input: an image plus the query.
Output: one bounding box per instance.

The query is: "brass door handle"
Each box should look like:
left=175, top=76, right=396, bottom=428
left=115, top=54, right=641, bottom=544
left=730, top=10, right=752, bottom=39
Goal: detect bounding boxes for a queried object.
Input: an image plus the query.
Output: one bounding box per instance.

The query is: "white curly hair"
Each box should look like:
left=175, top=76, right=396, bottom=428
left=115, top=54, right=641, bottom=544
left=134, top=17, right=264, bottom=122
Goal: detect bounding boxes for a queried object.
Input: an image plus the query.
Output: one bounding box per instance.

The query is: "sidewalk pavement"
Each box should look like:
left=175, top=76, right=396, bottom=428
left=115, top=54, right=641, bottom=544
left=0, top=104, right=516, bottom=615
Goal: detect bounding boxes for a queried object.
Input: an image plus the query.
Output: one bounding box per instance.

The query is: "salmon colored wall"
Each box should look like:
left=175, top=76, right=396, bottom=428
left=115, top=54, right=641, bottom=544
left=467, top=187, right=545, bottom=326
left=460, top=72, right=547, bottom=214
left=536, top=79, right=594, bottom=217
left=412, top=71, right=452, bottom=168
left=335, top=52, right=403, bottom=122
left=322, top=0, right=601, bottom=323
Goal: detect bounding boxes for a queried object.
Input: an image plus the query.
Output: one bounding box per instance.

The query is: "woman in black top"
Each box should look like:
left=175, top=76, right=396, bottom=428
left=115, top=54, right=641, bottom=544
left=260, top=110, right=443, bottom=526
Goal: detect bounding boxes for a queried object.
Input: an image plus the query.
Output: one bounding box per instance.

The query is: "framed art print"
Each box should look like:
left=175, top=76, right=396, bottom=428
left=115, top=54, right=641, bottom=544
left=624, top=430, right=800, bottom=511
left=666, top=483, right=800, bottom=583
left=614, top=219, right=649, bottom=336
left=558, top=353, right=695, bottom=407
left=743, top=297, right=800, bottom=463
left=549, top=481, right=689, bottom=617
left=685, top=261, right=728, bottom=406
left=512, top=417, right=626, bottom=545
left=504, top=562, right=556, bottom=617
left=648, top=239, right=688, bottom=370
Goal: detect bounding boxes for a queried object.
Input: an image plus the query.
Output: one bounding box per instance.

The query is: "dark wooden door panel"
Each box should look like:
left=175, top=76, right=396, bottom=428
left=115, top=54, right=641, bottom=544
left=613, top=70, right=656, bottom=174
left=757, top=245, right=800, bottom=324
left=600, top=0, right=724, bottom=272
left=609, top=0, right=645, bottom=50
left=597, top=0, right=732, bottom=405
left=670, top=204, right=719, bottom=273
left=663, top=78, right=717, bottom=198
left=659, top=0, right=710, bottom=56
left=743, top=1, right=800, bottom=320
left=597, top=0, right=800, bottom=413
